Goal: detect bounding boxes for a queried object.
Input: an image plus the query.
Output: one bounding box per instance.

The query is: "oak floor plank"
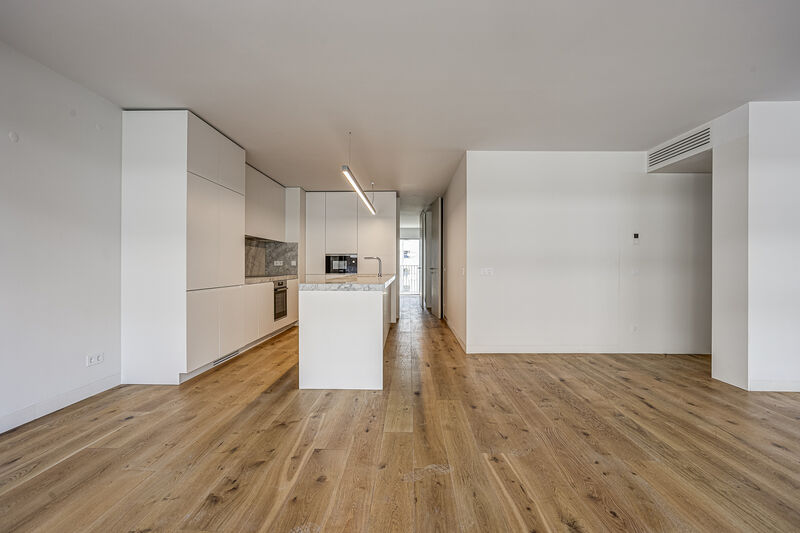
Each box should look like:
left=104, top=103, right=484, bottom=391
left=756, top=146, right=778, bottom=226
left=1, top=298, right=800, bottom=532
left=367, top=432, right=415, bottom=532
left=261, top=448, right=347, bottom=533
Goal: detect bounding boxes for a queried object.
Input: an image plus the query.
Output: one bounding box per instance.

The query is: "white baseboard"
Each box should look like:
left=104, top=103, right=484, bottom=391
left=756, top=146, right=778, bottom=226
left=442, top=318, right=467, bottom=352
left=0, top=373, right=121, bottom=434
left=748, top=379, right=800, bottom=392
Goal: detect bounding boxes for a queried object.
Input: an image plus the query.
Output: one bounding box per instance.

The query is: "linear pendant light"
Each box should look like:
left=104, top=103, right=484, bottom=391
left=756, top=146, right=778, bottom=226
left=341, top=165, right=376, bottom=215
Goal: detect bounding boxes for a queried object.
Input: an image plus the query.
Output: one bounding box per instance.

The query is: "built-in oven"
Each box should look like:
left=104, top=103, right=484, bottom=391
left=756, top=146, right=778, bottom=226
left=274, top=280, right=287, bottom=320
left=325, top=254, right=358, bottom=274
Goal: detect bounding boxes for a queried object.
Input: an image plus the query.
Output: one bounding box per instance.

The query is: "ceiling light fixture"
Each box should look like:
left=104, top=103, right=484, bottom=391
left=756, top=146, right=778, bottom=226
left=342, top=131, right=376, bottom=215
left=341, top=165, right=376, bottom=215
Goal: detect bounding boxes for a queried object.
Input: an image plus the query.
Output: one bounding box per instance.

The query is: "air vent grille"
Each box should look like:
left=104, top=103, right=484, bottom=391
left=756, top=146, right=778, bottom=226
left=213, top=350, right=240, bottom=366
left=648, top=128, right=711, bottom=169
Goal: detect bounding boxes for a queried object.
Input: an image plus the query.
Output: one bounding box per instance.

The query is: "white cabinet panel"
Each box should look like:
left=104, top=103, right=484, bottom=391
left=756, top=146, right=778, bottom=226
left=219, top=187, right=245, bottom=287
left=306, top=192, right=326, bottom=274
left=188, top=112, right=245, bottom=194
left=245, top=166, right=285, bottom=241
left=325, top=192, right=358, bottom=254
left=357, top=191, right=397, bottom=275
left=187, top=113, right=219, bottom=182
left=258, top=282, right=275, bottom=337
left=188, top=173, right=244, bottom=290
left=218, top=138, right=245, bottom=194
left=187, top=173, right=220, bottom=290
left=288, top=279, right=299, bottom=323
left=244, top=282, right=273, bottom=343
left=219, top=285, right=244, bottom=356
left=243, top=284, right=261, bottom=345
left=187, top=288, right=220, bottom=372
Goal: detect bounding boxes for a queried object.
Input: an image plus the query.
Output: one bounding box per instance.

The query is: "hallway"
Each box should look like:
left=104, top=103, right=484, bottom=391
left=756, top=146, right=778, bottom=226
left=1, top=296, right=800, bottom=531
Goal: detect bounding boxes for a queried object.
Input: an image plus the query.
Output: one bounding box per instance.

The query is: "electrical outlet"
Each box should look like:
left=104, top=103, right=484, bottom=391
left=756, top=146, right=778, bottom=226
left=86, top=352, right=105, bottom=367
left=291, top=260, right=297, bottom=266
left=480, top=267, right=495, bottom=276
left=274, top=260, right=283, bottom=266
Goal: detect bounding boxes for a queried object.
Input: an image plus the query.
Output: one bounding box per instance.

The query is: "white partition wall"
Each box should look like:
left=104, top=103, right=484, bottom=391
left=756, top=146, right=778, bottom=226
left=462, top=151, right=712, bottom=355
left=711, top=102, right=800, bottom=391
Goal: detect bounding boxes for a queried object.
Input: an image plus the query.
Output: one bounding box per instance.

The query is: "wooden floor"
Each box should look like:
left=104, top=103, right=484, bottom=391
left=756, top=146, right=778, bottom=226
left=2, top=297, right=800, bottom=532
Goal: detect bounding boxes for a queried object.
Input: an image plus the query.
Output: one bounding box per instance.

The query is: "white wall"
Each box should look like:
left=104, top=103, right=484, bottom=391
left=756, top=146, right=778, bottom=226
left=443, top=155, right=467, bottom=348
left=747, top=102, right=800, bottom=391
left=0, top=42, right=122, bottom=431
left=710, top=105, right=750, bottom=389
left=465, top=151, right=711, bottom=355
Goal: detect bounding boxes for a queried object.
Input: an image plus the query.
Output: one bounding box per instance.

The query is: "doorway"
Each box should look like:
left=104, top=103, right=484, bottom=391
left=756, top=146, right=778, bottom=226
left=400, top=239, right=421, bottom=295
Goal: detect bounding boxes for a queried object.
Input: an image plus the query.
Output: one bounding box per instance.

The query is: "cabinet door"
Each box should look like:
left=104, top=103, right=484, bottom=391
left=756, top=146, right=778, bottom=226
left=218, top=138, right=245, bottom=194
left=219, top=285, right=244, bottom=356
left=287, top=279, right=299, bottom=323
left=243, top=284, right=261, bottom=345
left=357, top=191, right=397, bottom=275
left=187, top=173, right=220, bottom=290
left=245, top=166, right=285, bottom=241
left=187, top=288, right=220, bottom=372
left=325, top=192, right=358, bottom=254
left=258, top=282, right=275, bottom=337
left=187, top=113, right=219, bottom=182
left=305, top=192, right=326, bottom=274
left=218, top=187, right=245, bottom=287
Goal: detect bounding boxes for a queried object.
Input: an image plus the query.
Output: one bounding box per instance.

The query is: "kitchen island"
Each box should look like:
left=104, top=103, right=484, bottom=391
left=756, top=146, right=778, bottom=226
left=298, top=274, right=396, bottom=389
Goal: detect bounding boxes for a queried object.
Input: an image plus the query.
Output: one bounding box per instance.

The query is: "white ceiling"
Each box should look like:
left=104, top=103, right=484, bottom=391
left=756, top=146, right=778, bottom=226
left=2, top=1, right=799, bottom=218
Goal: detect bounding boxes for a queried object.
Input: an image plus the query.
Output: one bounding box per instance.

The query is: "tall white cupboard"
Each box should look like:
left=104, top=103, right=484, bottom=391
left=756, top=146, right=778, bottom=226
left=122, top=110, right=247, bottom=384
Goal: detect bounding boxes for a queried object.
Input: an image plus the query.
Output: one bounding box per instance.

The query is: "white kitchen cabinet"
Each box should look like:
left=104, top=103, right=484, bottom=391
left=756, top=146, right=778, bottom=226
left=187, top=173, right=244, bottom=290
left=187, top=112, right=245, bottom=194
left=187, top=288, right=220, bottom=372
left=187, top=173, right=221, bottom=290
left=219, top=285, right=245, bottom=357
left=258, top=282, right=275, bottom=337
left=218, top=186, right=245, bottom=286
left=357, top=191, right=397, bottom=276
left=306, top=192, right=326, bottom=274
left=287, top=279, right=299, bottom=323
left=187, top=113, right=219, bottom=183
left=244, top=282, right=274, bottom=344
left=325, top=192, right=358, bottom=254
left=218, top=137, right=246, bottom=194
left=243, top=284, right=261, bottom=345
left=245, top=165, right=285, bottom=241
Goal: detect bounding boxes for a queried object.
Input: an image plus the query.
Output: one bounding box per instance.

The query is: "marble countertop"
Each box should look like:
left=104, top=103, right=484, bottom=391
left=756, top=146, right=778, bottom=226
left=245, top=274, right=298, bottom=285
left=299, top=274, right=396, bottom=291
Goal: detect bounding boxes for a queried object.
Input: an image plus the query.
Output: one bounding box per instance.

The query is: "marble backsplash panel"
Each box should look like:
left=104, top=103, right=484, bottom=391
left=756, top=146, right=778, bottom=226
left=245, top=238, right=298, bottom=277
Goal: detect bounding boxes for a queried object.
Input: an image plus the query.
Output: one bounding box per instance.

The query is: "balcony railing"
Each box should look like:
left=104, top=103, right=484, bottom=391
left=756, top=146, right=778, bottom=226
left=400, top=265, right=420, bottom=294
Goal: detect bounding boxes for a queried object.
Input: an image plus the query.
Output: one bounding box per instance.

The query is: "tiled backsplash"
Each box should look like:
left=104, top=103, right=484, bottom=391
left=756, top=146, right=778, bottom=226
left=245, top=238, right=298, bottom=277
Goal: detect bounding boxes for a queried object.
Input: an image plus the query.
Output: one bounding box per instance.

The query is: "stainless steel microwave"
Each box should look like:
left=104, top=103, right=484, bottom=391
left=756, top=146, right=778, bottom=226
left=325, top=254, right=357, bottom=274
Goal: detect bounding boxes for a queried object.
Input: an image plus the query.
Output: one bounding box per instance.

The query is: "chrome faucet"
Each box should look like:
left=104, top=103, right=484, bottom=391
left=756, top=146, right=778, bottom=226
left=363, top=256, right=382, bottom=277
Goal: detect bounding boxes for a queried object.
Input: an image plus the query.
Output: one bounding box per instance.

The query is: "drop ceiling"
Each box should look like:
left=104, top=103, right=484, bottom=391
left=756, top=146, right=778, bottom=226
left=1, top=0, right=799, bottom=219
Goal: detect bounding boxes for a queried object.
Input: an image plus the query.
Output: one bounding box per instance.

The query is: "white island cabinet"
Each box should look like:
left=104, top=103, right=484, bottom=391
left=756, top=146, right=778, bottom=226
left=298, top=274, right=395, bottom=390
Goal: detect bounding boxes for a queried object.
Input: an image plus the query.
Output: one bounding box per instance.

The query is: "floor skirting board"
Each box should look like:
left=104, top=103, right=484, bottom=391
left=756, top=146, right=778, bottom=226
left=0, top=373, right=120, bottom=434
left=749, top=380, right=800, bottom=392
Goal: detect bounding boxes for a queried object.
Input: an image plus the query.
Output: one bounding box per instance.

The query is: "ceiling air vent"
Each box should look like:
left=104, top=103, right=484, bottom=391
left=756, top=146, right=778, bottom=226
left=648, top=127, right=711, bottom=170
